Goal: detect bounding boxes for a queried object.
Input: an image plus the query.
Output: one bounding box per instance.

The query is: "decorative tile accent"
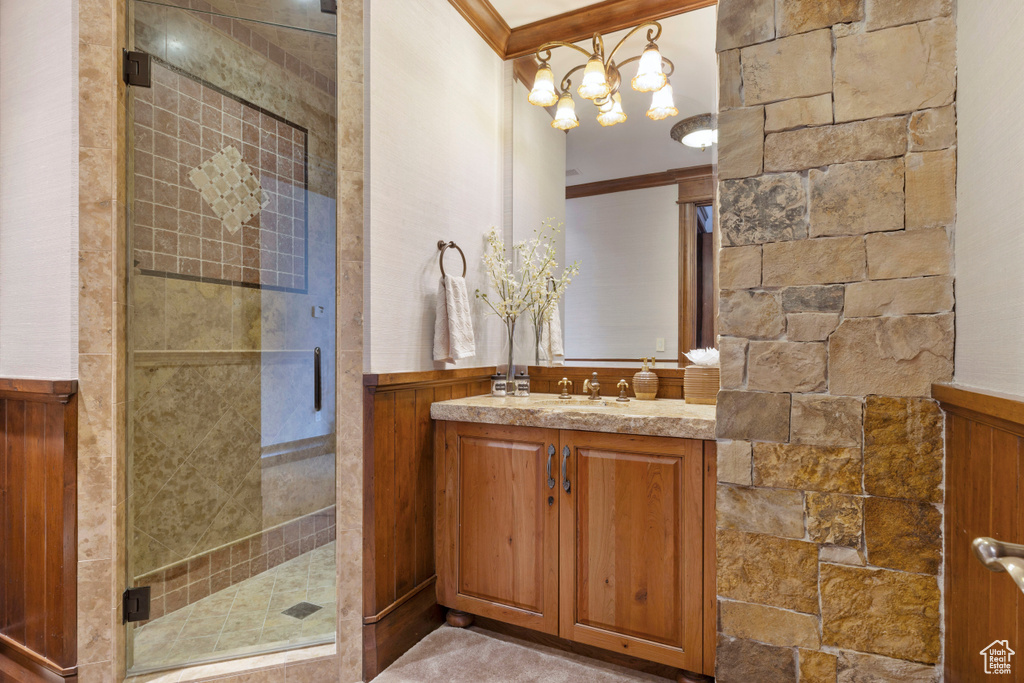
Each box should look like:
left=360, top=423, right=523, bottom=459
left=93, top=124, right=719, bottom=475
left=132, top=59, right=309, bottom=292
left=188, top=146, right=264, bottom=234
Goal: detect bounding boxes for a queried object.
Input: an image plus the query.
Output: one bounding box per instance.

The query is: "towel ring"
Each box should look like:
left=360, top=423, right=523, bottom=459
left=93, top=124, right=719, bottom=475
left=437, top=240, right=467, bottom=278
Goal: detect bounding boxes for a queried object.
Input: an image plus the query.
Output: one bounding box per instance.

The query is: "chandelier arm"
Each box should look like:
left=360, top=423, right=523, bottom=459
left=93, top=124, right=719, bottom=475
left=592, top=33, right=605, bottom=59
left=606, top=21, right=662, bottom=65
left=536, top=40, right=593, bottom=62
left=559, top=64, right=586, bottom=93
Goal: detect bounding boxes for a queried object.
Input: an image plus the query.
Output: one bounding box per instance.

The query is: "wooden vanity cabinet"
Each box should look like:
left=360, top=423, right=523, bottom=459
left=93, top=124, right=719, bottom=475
left=435, top=420, right=712, bottom=675
left=435, top=422, right=561, bottom=635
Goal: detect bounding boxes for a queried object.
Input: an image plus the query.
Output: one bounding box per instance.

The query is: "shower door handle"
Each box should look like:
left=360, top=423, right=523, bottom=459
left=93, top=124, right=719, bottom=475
left=314, top=347, right=322, bottom=412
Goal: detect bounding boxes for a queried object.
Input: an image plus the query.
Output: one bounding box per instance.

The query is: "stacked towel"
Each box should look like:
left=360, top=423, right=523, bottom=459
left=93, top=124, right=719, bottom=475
left=433, top=276, right=476, bottom=364
left=538, top=303, right=564, bottom=366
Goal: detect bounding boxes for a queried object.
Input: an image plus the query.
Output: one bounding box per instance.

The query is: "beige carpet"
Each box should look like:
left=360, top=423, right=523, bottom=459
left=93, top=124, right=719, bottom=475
left=374, top=625, right=673, bottom=682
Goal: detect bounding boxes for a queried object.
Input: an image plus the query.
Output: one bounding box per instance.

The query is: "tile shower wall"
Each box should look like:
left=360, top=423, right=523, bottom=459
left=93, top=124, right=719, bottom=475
left=132, top=61, right=309, bottom=290
left=136, top=505, right=336, bottom=623
left=714, top=1, right=955, bottom=681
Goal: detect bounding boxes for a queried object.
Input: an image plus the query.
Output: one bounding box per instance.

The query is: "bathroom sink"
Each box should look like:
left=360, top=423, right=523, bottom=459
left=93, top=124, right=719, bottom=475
left=532, top=398, right=626, bottom=409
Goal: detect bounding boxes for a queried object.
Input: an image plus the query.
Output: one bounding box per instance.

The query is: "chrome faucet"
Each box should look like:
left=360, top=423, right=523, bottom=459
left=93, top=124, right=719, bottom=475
left=582, top=372, right=601, bottom=400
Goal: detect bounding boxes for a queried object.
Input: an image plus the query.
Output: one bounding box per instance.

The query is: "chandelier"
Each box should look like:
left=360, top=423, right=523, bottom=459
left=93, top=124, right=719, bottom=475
left=527, top=21, right=678, bottom=130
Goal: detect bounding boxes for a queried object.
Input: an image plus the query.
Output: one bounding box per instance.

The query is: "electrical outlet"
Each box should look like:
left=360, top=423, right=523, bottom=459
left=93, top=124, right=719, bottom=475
left=312, top=305, right=325, bottom=318
left=656, top=338, right=665, bottom=352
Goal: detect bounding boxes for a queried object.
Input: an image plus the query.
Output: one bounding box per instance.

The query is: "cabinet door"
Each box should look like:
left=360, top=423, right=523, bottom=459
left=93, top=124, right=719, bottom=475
left=558, top=430, right=704, bottom=671
left=437, top=421, right=560, bottom=634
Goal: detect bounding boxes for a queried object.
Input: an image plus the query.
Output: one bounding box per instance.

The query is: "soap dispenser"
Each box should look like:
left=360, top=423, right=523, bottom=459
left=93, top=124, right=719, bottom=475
left=633, top=357, right=659, bottom=401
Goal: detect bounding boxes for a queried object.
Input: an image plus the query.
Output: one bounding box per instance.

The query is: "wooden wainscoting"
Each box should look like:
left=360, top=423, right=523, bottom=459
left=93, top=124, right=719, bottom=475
left=528, top=365, right=687, bottom=399
left=362, top=367, right=494, bottom=680
left=935, top=383, right=1024, bottom=683
left=0, top=379, right=79, bottom=682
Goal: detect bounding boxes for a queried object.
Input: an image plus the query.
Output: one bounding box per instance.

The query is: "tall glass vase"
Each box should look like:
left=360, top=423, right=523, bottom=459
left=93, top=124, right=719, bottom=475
left=534, top=321, right=543, bottom=367
left=503, top=319, right=517, bottom=379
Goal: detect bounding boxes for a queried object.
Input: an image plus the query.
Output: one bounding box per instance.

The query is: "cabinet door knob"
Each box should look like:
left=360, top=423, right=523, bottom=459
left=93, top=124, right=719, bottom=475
left=561, top=445, right=571, bottom=494
left=546, top=445, right=556, bottom=489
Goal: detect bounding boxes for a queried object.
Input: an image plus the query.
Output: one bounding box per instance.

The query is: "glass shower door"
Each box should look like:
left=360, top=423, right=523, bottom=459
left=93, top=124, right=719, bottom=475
left=125, top=0, right=338, bottom=672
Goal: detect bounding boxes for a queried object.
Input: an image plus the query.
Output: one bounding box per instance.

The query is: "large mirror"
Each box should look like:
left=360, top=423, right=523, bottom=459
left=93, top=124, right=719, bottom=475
left=511, top=7, right=718, bottom=368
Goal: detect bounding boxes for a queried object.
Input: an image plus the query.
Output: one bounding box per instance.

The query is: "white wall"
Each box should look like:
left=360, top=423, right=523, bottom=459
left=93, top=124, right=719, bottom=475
left=511, top=88, right=567, bottom=358
left=0, top=0, right=79, bottom=379
left=565, top=186, right=678, bottom=361
left=955, top=2, right=1024, bottom=395
left=366, top=0, right=505, bottom=373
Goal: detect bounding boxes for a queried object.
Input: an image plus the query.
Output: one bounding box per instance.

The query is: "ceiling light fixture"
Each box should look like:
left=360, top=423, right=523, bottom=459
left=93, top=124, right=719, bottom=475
left=670, top=113, right=717, bottom=151
left=528, top=22, right=677, bottom=131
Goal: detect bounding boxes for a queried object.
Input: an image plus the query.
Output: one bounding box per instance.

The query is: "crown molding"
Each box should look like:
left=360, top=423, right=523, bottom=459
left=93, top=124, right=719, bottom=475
left=450, top=0, right=717, bottom=59
left=447, top=0, right=511, bottom=56
left=504, top=0, right=718, bottom=59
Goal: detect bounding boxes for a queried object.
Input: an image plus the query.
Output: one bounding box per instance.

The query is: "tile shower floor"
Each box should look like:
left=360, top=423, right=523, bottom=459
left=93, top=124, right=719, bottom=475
left=132, top=542, right=335, bottom=671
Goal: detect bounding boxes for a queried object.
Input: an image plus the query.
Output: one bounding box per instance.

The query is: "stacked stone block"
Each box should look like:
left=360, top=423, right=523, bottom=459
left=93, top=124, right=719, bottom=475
left=714, top=0, right=955, bottom=680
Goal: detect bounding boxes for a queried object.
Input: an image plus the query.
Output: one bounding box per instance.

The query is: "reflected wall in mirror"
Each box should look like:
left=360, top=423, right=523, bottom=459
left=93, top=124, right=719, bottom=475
left=511, top=7, right=718, bottom=369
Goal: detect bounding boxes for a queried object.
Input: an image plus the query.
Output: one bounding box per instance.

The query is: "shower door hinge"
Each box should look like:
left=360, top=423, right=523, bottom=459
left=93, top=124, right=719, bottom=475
left=122, top=586, right=151, bottom=623
left=320, top=0, right=337, bottom=14
left=123, top=50, right=152, bottom=88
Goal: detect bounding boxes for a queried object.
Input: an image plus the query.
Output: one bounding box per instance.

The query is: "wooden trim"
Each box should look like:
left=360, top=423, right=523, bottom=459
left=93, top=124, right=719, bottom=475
left=363, top=580, right=444, bottom=681
left=364, top=576, right=437, bottom=625
left=364, top=366, right=496, bottom=390
left=679, top=201, right=698, bottom=360
left=504, top=0, right=718, bottom=59
left=364, top=369, right=493, bottom=674
left=933, top=383, right=1024, bottom=432
left=677, top=174, right=715, bottom=205
left=562, top=358, right=678, bottom=365
left=566, top=166, right=713, bottom=200
left=0, top=380, right=78, bottom=679
left=446, top=0, right=511, bottom=56
left=0, top=638, right=76, bottom=682
left=0, top=379, right=77, bottom=401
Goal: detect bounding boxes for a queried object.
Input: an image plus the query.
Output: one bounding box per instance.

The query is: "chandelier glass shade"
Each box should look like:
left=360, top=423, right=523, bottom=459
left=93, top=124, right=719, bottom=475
left=578, top=55, right=612, bottom=100
left=527, top=63, right=559, bottom=107
left=597, top=92, right=627, bottom=127
left=528, top=21, right=677, bottom=131
left=632, top=42, right=668, bottom=92
left=647, top=81, right=679, bottom=120
left=552, top=91, right=580, bottom=130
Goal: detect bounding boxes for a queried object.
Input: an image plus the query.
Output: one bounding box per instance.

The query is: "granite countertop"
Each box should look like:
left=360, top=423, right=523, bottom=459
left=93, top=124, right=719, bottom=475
left=430, top=393, right=716, bottom=440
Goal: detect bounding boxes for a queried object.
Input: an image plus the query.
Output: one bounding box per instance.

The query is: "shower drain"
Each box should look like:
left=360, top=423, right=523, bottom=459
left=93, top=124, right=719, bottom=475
left=282, top=602, right=323, bottom=620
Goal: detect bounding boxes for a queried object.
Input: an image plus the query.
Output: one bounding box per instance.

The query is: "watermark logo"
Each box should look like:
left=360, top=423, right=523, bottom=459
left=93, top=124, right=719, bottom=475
left=981, top=640, right=1015, bottom=675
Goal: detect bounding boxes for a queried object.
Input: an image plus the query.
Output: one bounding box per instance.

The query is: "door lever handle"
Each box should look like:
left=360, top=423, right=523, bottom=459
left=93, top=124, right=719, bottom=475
left=973, top=537, right=1024, bottom=595
left=546, top=445, right=556, bottom=489
left=561, top=445, right=571, bottom=493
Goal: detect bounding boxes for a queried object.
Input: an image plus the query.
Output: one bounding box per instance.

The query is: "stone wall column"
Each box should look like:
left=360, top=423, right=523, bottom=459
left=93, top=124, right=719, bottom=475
left=715, top=0, right=955, bottom=680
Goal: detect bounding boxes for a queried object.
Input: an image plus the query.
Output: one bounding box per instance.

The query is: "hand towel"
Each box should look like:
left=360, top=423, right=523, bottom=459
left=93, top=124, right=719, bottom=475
left=433, top=275, right=476, bottom=363
left=538, top=303, right=564, bottom=365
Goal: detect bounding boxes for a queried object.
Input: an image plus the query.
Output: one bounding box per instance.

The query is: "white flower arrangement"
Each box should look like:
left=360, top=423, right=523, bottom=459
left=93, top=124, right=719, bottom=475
left=476, top=219, right=579, bottom=373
